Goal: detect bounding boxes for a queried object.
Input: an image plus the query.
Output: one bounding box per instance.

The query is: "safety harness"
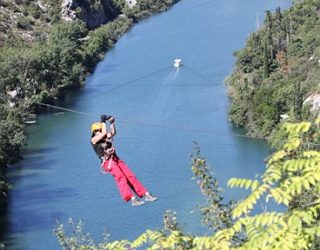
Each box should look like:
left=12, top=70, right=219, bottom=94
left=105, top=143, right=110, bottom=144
left=100, top=139, right=115, bottom=174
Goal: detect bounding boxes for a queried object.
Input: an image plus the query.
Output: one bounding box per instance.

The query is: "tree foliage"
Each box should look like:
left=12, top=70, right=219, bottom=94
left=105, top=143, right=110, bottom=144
left=0, top=102, right=26, bottom=201
left=191, top=144, right=235, bottom=233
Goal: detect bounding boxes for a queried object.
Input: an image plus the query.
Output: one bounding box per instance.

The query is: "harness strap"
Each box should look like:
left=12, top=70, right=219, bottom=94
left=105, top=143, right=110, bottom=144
left=107, top=154, right=113, bottom=170
left=100, top=154, right=114, bottom=174
left=100, top=138, right=115, bottom=174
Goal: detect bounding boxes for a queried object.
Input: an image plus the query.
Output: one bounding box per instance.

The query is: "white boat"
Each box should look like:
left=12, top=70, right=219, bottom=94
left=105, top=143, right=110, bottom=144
left=173, top=59, right=182, bottom=68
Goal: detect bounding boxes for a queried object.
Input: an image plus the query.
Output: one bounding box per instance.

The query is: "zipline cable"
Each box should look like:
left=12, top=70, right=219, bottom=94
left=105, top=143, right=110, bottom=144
left=113, top=118, right=266, bottom=140
left=87, top=64, right=224, bottom=87
left=183, top=64, right=223, bottom=84
left=0, top=93, right=265, bottom=140
left=89, top=65, right=172, bottom=98
left=32, top=102, right=96, bottom=118
left=0, top=93, right=98, bottom=117
left=0, top=93, right=96, bottom=118
left=0, top=63, right=263, bottom=140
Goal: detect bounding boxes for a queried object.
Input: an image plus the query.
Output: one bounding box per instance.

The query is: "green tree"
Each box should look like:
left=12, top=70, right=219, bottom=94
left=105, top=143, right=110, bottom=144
left=263, top=39, right=269, bottom=79
left=294, top=81, right=303, bottom=121
left=191, top=145, right=234, bottom=233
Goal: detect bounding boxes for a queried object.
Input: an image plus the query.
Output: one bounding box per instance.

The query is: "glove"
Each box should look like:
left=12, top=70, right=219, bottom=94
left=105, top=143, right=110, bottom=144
left=100, top=114, right=112, bottom=123
left=108, top=116, right=115, bottom=124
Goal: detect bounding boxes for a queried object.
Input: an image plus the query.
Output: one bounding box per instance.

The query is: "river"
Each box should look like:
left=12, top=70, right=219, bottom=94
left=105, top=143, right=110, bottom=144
left=1, top=0, right=292, bottom=249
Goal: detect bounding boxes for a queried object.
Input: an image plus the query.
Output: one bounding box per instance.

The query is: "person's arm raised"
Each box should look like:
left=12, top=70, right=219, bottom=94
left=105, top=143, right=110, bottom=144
left=107, top=117, right=116, bottom=139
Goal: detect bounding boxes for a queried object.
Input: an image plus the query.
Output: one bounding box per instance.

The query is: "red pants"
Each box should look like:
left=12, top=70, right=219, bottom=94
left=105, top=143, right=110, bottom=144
left=102, top=155, right=147, bottom=202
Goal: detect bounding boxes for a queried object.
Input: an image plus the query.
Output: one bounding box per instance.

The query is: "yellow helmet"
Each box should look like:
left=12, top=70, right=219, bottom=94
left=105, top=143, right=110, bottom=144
left=91, top=122, right=102, bottom=133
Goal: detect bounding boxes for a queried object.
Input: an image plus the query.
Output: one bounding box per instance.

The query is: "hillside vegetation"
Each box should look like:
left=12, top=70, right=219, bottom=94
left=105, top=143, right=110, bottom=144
left=0, top=0, right=61, bottom=46
left=227, top=0, right=320, bottom=139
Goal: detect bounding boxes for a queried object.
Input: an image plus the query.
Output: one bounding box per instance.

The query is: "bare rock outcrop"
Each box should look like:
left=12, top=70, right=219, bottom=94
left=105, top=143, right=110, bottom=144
left=61, top=0, right=121, bottom=29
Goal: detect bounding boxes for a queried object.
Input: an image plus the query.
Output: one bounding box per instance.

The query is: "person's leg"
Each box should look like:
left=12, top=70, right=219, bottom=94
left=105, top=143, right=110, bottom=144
left=103, top=158, right=144, bottom=206
left=117, top=158, right=148, bottom=198
left=104, top=159, right=134, bottom=202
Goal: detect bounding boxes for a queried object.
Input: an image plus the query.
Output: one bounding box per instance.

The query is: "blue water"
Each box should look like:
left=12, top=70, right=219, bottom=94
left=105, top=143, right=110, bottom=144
left=1, top=0, right=292, bottom=249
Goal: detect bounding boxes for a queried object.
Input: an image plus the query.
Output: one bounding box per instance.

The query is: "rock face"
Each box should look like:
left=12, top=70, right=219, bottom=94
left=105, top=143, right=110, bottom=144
left=61, top=0, right=77, bottom=21
left=61, top=0, right=121, bottom=29
left=125, top=0, right=137, bottom=8
left=304, top=93, right=320, bottom=116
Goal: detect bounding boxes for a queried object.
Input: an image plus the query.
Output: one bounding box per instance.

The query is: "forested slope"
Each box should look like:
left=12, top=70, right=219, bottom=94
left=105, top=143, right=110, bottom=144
left=227, top=0, right=320, bottom=139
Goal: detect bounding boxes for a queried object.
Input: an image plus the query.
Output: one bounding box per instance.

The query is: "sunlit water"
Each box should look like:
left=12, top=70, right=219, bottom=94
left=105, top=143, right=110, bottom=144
left=1, top=0, right=292, bottom=249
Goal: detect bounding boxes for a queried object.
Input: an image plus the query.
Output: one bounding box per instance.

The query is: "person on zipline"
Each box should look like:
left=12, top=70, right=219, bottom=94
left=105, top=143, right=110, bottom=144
left=91, top=115, right=157, bottom=206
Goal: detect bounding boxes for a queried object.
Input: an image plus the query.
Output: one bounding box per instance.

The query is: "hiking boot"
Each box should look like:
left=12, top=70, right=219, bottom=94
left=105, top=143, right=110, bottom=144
left=131, top=198, right=144, bottom=206
left=145, top=194, right=158, bottom=202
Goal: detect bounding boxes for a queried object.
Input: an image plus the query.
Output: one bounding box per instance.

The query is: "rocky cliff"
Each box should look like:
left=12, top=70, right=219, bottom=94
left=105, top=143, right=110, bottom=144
left=61, top=0, right=121, bottom=29
left=0, top=0, right=122, bottom=46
